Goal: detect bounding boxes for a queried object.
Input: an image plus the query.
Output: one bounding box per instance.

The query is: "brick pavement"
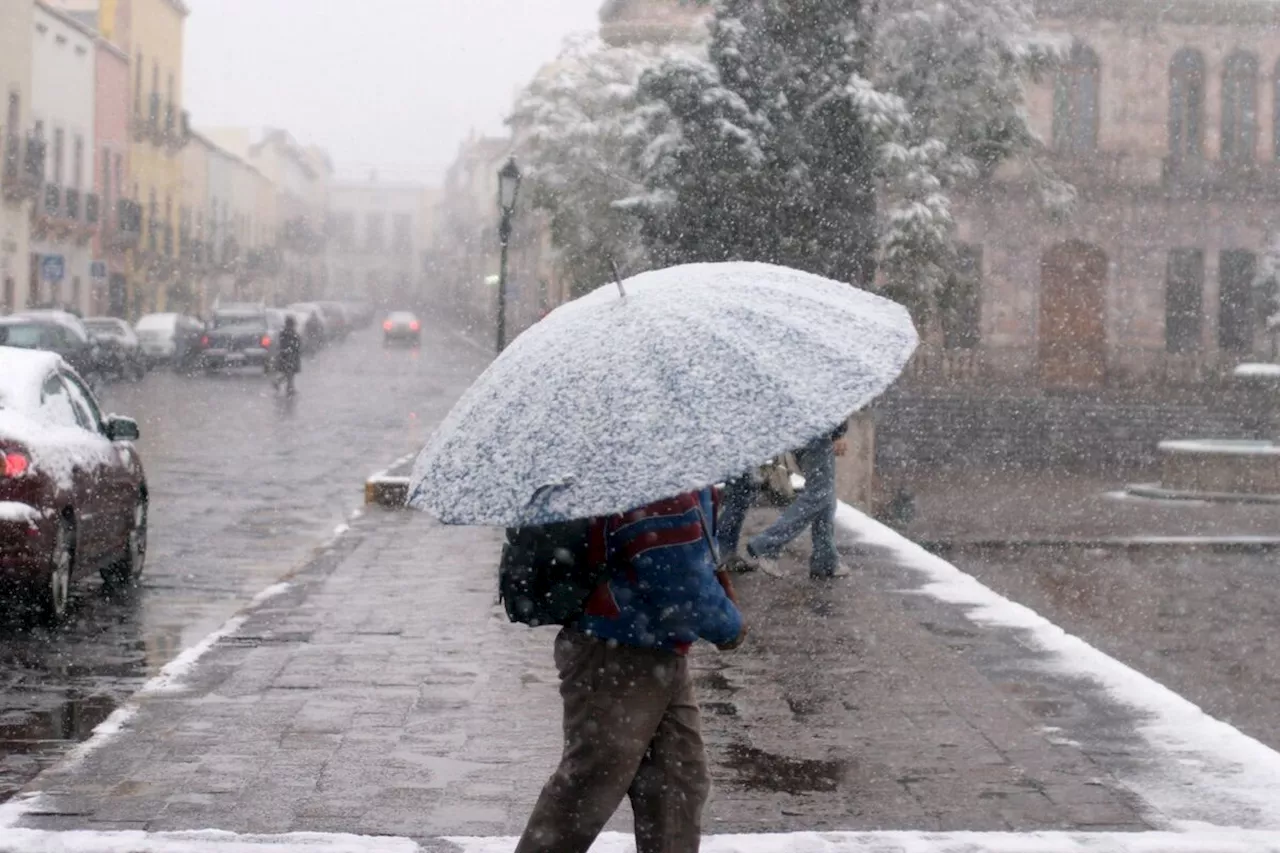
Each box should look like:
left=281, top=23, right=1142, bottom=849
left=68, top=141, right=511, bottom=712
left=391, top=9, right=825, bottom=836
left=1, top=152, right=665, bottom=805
left=6, top=506, right=1159, bottom=846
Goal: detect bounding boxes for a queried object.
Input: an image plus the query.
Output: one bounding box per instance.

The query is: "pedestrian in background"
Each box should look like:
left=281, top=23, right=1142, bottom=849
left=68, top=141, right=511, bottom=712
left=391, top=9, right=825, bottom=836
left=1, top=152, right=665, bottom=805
left=739, top=423, right=851, bottom=579
left=516, top=488, right=747, bottom=853
left=273, top=315, right=303, bottom=397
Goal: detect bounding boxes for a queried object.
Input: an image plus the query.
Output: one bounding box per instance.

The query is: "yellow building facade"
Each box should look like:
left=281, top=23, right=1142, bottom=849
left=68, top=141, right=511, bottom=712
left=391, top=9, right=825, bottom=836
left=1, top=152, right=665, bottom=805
left=97, top=0, right=188, bottom=314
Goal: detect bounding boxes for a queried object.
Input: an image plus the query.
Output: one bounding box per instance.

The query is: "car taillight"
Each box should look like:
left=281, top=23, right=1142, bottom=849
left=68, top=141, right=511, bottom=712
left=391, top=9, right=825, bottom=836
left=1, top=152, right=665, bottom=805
left=262, top=336, right=272, bottom=348
left=3, top=452, right=29, bottom=478
left=409, top=321, right=420, bottom=331
left=383, top=321, right=393, bottom=331
left=200, top=335, right=209, bottom=347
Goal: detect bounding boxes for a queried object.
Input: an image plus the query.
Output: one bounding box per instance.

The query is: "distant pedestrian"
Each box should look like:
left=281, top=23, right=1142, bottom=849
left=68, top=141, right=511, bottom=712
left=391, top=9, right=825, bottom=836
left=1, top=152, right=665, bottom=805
left=516, top=488, right=747, bottom=853
left=734, top=423, right=851, bottom=579
left=273, top=315, right=303, bottom=396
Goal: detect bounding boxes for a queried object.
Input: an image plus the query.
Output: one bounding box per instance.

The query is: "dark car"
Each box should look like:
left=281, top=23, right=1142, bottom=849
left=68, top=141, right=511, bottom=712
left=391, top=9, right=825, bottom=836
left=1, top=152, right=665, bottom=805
left=199, top=305, right=273, bottom=371
left=0, top=346, right=147, bottom=625
left=0, top=314, right=103, bottom=385
left=382, top=311, right=422, bottom=346
left=84, top=317, right=147, bottom=381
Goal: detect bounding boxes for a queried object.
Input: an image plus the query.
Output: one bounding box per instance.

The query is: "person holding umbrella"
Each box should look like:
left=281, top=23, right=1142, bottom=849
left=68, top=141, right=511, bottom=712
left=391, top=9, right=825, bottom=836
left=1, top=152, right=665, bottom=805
left=407, top=261, right=919, bottom=852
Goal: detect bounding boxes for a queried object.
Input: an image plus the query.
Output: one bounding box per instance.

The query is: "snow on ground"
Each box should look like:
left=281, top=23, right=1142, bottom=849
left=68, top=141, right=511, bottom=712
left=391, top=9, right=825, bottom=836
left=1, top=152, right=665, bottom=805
left=835, top=503, right=1280, bottom=830
left=5, top=829, right=1280, bottom=853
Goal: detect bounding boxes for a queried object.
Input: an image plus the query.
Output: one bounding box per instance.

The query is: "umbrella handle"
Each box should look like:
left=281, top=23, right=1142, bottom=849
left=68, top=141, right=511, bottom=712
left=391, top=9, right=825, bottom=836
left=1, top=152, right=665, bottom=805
left=520, top=477, right=576, bottom=525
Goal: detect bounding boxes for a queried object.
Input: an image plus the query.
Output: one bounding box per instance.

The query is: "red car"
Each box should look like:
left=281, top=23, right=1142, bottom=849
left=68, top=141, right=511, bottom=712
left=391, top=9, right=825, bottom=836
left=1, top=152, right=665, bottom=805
left=0, top=346, right=147, bottom=625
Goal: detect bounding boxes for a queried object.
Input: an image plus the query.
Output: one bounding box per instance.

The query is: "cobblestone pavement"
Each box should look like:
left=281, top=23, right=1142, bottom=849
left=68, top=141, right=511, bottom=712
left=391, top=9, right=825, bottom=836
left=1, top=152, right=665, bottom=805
left=0, top=322, right=491, bottom=801
left=5, top=506, right=1167, bottom=845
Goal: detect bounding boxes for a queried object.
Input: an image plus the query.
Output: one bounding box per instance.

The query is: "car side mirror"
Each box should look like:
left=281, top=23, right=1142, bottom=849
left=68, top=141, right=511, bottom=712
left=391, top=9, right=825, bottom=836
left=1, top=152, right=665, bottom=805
left=104, top=415, right=140, bottom=442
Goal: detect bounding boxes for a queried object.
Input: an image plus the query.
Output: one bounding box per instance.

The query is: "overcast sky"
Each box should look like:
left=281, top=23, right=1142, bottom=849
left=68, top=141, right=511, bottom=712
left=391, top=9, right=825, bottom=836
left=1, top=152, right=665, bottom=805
left=183, top=0, right=603, bottom=185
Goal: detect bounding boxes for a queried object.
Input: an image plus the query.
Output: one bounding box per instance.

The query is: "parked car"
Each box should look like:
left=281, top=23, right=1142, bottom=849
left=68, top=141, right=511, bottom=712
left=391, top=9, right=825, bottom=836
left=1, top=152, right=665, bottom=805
left=84, top=317, right=147, bottom=381
left=134, top=313, right=204, bottom=369
left=0, top=315, right=102, bottom=385
left=199, top=305, right=272, bottom=371
left=0, top=346, right=147, bottom=624
left=315, top=302, right=351, bottom=340
left=382, top=311, right=422, bottom=347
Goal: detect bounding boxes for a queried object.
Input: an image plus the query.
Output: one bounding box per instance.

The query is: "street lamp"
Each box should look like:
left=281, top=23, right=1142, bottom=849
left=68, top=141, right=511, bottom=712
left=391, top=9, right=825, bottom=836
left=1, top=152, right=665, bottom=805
left=496, top=156, right=522, bottom=353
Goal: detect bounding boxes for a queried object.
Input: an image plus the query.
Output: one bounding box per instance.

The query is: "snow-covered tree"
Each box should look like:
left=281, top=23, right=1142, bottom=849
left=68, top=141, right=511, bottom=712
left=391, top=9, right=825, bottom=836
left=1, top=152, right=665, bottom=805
left=873, top=0, right=1071, bottom=311
left=626, top=0, right=1071, bottom=318
left=508, top=35, right=695, bottom=298
left=625, top=0, right=883, bottom=286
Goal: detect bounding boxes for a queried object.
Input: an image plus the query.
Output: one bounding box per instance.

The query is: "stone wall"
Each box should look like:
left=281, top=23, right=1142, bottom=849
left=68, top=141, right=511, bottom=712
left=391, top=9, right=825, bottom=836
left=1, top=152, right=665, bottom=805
left=875, top=387, right=1279, bottom=472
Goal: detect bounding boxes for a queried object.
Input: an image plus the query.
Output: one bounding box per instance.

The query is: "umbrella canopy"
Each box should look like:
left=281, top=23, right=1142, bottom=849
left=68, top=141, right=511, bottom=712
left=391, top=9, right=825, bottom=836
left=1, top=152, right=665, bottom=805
left=408, top=262, right=918, bottom=526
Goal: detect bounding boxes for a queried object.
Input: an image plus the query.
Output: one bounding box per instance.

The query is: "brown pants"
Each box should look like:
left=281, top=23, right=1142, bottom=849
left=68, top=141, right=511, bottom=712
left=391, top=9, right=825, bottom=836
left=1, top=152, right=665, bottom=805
left=515, top=629, right=710, bottom=853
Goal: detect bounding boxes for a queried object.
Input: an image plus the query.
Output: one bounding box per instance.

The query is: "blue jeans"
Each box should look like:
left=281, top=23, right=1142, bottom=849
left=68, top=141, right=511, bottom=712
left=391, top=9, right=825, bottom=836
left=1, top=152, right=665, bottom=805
left=748, top=437, right=839, bottom=576
left=717, top=474, right=755, bottom=559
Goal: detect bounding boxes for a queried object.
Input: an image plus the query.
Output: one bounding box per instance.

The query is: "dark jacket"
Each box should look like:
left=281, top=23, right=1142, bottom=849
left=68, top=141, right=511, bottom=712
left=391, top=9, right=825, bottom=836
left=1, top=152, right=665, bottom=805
left=278, top=326, right=303, bottom=374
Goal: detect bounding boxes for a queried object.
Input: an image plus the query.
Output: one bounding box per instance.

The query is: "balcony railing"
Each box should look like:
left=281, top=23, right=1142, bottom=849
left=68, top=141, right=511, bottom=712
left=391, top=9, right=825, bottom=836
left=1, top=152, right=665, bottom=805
left=108, top=199, right=142, bottom=250
left=164, top=108, right=191, bottom=152
left=4, top=133, right=45, bottom=202
left=84, top=192, right=99, bottom=226
left=39, top=183, right=61, bottom=218
left=64, top=187, right=80, bottom=222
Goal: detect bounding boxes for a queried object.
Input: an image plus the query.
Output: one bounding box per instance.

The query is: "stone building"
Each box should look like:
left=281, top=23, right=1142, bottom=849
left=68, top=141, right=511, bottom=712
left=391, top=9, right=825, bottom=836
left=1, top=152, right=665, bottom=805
left=918, top=0, right=1280, bottom=393
left=325, top=177, right=433, bottom=309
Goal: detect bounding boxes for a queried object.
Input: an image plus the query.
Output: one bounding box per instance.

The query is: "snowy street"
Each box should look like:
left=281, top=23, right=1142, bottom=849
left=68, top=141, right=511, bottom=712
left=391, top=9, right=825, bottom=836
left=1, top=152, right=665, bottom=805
left=4, top=485, right=1280, bottom=850
left=0, top=322, right=491, bottom=802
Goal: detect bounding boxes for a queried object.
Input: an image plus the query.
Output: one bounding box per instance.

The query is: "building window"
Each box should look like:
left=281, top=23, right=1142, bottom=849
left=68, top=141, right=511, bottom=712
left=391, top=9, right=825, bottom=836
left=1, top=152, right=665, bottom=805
left=393, top=214, right=413, bottom=253
left=1053, top=44, right=1100, bottom=154
left=365, top=213, right=385, bottom=252
left=1222, top=51, right=1259, bottom=164
left=331, top=211, right=355, bottom=250
left=1166, top=249, right=1204, bottom=353
left=73, top=134, right=83, bottom=188
left=940, top=244, right=982, bottom=349
left=1219, top=249, right=1257, bottom=353
left=134, top=53, right=142, bottom=115
left=101, top=146, right=111, bottom=211
left=52, top=127, right=63, bottom=184
left=5, top=92, right=18, bottom=136
left=1169, top=48, right=1206, bottom=161
left=2, top=277, right=13, bottom=314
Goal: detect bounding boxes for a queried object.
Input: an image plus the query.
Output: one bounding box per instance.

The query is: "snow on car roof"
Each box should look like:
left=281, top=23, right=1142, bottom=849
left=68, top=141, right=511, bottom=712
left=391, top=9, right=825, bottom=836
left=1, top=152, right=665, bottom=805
left=135, top=313, right=179, bottom=330
left=0, top=345, right=62, bottom=411
left=0, top=346, right=113, bottom=490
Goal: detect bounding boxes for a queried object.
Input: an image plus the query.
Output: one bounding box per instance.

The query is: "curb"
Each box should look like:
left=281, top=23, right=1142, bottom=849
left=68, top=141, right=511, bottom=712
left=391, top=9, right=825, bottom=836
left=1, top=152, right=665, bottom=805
left=921, top=536, right=1280, bottom=552
left=1125, top=481, right=1280, bottom=505
left=365, top=451, right=417, bottom=509
left=365, top=476, right=411, bottom=508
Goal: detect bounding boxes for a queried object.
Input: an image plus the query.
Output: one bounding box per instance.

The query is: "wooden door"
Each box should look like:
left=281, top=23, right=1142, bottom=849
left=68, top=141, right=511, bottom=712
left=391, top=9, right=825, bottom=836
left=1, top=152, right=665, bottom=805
left=1039, top=241, right=1108, bottom=388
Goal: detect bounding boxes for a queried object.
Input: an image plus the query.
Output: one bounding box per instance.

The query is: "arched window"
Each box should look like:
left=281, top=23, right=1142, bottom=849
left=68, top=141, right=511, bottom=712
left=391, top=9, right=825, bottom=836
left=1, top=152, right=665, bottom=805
left=1222, top=51, right=1259, bottom=164
left=1271, top=59, right=1280, bottom=160
left=1053, top=44, right=1100, bottom=154
left=1169, top=48, right=1206, bottom=160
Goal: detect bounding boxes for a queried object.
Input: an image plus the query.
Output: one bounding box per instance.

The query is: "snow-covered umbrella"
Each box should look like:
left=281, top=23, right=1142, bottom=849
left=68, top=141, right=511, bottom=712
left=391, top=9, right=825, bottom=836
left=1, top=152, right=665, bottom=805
left=408, top=262, right=918, bottom=526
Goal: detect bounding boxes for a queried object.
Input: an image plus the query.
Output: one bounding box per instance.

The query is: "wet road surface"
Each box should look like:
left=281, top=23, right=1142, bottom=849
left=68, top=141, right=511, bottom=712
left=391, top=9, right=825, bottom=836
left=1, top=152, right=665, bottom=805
left=0, top=321, right=489, bottom=799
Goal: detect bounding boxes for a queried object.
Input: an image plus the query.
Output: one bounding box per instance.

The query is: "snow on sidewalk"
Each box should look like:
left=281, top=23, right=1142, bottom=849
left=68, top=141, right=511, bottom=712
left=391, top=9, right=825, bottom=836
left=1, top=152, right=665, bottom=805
left=836, top=504, right=1280, bottom=831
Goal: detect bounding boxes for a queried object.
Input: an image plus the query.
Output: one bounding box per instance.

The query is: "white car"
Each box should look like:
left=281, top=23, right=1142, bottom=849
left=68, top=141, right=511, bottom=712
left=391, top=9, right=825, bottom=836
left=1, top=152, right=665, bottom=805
left=134, top=313, right=204, bottom=367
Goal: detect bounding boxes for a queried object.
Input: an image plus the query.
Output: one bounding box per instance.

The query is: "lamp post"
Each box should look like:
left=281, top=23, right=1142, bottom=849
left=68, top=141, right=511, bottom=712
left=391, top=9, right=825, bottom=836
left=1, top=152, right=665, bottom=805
left=496, top=156, right=523, bottom=353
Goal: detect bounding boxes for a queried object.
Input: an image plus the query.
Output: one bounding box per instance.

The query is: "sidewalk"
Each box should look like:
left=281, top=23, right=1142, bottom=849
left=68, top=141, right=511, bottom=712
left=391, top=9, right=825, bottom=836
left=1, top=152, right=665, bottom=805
left=4, top=501, right=1279, bottom=849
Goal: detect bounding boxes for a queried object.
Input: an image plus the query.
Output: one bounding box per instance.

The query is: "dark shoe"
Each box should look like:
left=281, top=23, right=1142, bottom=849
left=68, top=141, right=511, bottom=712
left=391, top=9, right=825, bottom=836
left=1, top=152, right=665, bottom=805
left=722, top=555, right=756, bottom=574
left=811, top=564, right=853, bottom=580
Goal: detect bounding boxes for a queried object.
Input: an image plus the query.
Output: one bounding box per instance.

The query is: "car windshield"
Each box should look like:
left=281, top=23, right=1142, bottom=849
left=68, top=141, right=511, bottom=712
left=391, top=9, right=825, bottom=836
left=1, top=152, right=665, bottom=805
left=85, top=320, right=124, bottom=334
left=214, top=313, right=266, bottom=330
left=0, top=324, right=45, bottom=349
